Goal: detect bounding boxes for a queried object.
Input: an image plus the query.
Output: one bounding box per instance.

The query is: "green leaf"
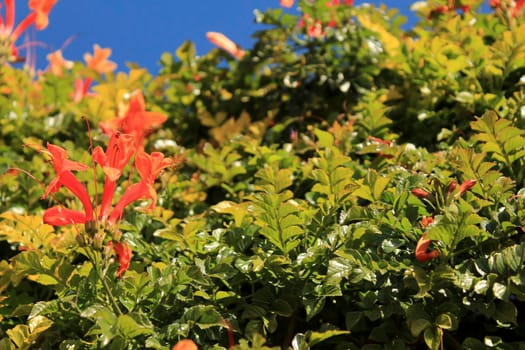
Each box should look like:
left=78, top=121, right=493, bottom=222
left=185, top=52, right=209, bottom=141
left=303, top=297, right=325, bottom=321
left=116, top=313, right=154, bottom=339
left=424, top=327, right=442, bottom=350
left=410, top=319, right=432, bottom=336
left=306, top=329, right=351, bottom=347
left=492, top=282, right=507, bottom=300
left=271, top=299, right=293, bottom=317
left=494, top=301, right=517, bottom=326
left=435, top=313, right=457, bottom=330
left=314, top=128, right=335, bottom=148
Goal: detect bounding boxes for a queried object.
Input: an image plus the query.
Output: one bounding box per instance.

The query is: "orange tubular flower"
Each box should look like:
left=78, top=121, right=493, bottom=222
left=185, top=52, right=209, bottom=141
left=415, top=234, right=440, bottom=262
left=28, top=0, right=57, bottom=30
left=108, top=240, right=133, bottom=278
left=46, top=50, right=73, bottom=76
left=93, top=133, right=136, bottom=219
left=99, top=91, right=167, bottom=148
left=0, top=0, right=56, bottom=62
left=108, top=151, right=173, bottom=224
left=42, top=143, right=95, bottom=224
left=84, top=44, right=117, bottom=74
left=72, top=78, right=94, bottom=102
left=172, top=339, right=198, bottom=350
left=206, top=32, right=245, bottom=59
left=280, top=0, right=294, bottom=8
left=43, top=206, right=87, bottom=226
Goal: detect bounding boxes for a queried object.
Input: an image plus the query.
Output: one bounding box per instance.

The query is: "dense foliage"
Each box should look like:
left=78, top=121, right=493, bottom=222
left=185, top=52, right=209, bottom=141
left=1, top=0, right=525, bottom=349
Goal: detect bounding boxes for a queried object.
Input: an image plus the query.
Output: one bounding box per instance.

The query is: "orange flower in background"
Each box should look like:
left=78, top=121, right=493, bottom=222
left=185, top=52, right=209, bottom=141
left=93, top=132, right=136, bottom=219
left=206, top=32, right=245, bottom=59
left=99, top=90, right=167, bottom=148
left=107, top=240, right=133, bottom=278
left=46, top=50, right=73, bottom=76
left=84, top=44, right=117, bottom=74
left=108, top=151, right=174, bottom=224
left=280, top=0, right=294, bottom=7
left=307, top=21, right=325, bottom=38
left=72, top=78, right=93, bottom=102
left=415, top=234, right=440, bottom=262
left=172, top=339, right=198, bottom=350
left=28, top=0, right=57, bottom=29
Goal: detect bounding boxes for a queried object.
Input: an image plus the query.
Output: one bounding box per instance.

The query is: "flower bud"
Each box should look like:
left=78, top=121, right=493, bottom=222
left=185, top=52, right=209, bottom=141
left=411, top=188, right=430, bottom=199
left=447, top=180, right=457, bottom=194
left=459, top=179, right=477, bottom=195
left=76, top=233, right=87, bottom=247
left=93, top=231, right=105, bottom=250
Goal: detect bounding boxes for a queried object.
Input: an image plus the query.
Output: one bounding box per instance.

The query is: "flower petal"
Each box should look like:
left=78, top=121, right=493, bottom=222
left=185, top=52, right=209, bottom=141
left=43, top=206, right=86, bottom=226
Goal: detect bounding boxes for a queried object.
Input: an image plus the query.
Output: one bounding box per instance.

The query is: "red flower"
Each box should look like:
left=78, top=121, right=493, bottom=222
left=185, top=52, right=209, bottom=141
left=411, top=188, right=430, bottom=199
left=172, top=339, right=198, bottom=350
left=93, top=132, right=136, bottom=219
left=307, top=21, right=325, bottom=38
left=99, top=91, right=167, bottom=148
left=415, top=234, right=440, bottom=262
left=28, top=0, right=57, bottom=30
left=489, top=0, right=501, bottom=7
left=43, top=206, right=86, bottom=226
left=41, top=143, right=94, bottom=224
left=108, top=151, right=173, bottom=224
left=512, top=0, right=525, bottom=17
left=108, top=240, right=132, bottom=278
left=206, top=31, right=245, bottom=59
left=72, top=78, right=93, bottom=102
left=0, top=0, right=57, bottom=62
left=420, top=216, right=434, bottom=229
left=458, top=5, right=471, bottom=13
left=458, top=179, right=477, bottom=195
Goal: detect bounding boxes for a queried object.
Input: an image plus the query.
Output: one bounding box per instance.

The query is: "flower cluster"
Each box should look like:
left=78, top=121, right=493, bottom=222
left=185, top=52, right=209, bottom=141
left=35, top=93, right=176, bottom=277
left=0, top=0, right=57, bottom=63
left=296, top=1, right=354, bottom=39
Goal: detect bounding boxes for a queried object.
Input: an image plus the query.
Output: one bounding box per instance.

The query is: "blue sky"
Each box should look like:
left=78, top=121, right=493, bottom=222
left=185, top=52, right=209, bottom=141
left=16, top=1, right=419, bottom=73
